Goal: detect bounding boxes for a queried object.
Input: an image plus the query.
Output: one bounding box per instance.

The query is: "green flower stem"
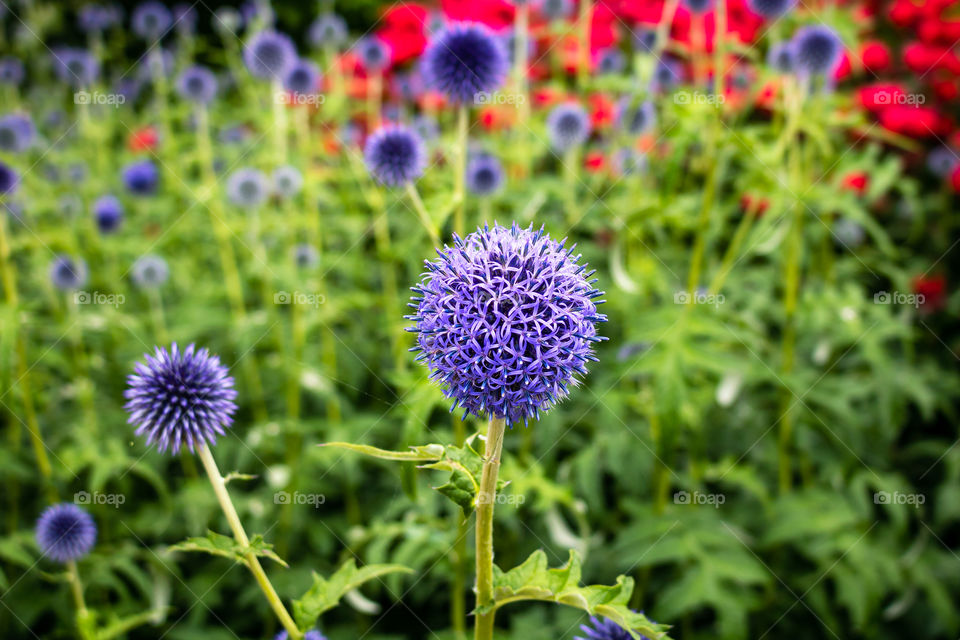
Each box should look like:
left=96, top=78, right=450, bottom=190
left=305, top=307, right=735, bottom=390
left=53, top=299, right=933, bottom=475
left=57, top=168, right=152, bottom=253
left=708, top=197, right=762, bottom=295
left=713, top=0, right=727, bottom=100
left=512, top=3, right=531, bottom=176
left=405, top=183, right=440, bottom=244
left=147, top=288, right=169, bottom=344
left=451, top=414, right=468, bottom=638
left=272, top=79, right=289, bottom=164
left=197, top=444, right=301, bottom=640
left=67, top=559, right=94, bottom=638
left=367, top=72, right=383, bottom=133
left=563, top=147, right=580, bottom=227
left=474, top=416, right=506, bottom=640
left=454, top=105, right=469, bottom=236
left=372, top=206, right=405, bottom=373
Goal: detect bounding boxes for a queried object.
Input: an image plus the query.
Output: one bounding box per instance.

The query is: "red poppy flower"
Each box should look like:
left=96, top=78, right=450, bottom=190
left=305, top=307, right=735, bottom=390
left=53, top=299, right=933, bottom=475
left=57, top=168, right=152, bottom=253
left=588, top=93, right=615, bottom=129
left=859, top=41, right=891, bottom=74
left=441, top=0, right=514, bottom=30
left=879, top=105, right=950, bottom=137
left=585, top=150, right=606, bottom=173
left=378, top=4, right=428, bottom=65
left=912, top=274, right=947, bottom=312
left=841, top=171, right=868, bottom=195
left=129, top=126, right=158, bottom=152
left=740, top=194, right=769, bottom=216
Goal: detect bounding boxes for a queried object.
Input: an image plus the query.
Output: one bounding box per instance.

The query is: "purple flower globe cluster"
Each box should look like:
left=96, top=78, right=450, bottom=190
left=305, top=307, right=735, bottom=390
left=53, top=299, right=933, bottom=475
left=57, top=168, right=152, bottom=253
left=577, top=615, right=652, bottom=640
left=275, top=630, right=326, bottom=640
left=423, top=23, right=508, bottom=103
left=364, top=125, right=427, bottom=187
left=124, top=343, right=238, bottom=454
left=36, top=503, right=97, bottom=563
left=407, top=223, right=607, bottom=425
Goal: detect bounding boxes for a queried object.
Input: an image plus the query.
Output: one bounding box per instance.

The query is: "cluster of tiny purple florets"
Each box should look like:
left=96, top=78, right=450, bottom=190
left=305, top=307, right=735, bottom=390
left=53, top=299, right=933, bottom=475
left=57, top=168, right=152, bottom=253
left=407, top=223, right=606, bottom=426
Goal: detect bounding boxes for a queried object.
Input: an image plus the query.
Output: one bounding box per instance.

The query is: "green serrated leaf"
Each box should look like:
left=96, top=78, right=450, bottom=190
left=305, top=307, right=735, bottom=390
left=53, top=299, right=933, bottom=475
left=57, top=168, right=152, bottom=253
left=485, top=549, right=671, bottom=639
left=168, top=531, right=288, bottom=568
left=435, top=471, right=476, bottom=516
left=292, top=559, right=413, bottom=631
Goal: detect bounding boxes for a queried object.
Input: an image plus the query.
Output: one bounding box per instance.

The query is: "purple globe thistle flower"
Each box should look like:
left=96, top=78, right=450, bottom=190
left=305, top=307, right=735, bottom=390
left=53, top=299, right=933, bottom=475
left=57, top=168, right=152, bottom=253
left=131, top=1, right=172, bottom=39
left=651, top=57, right=682, bottom=91
left=0, top=114, right=34, bottom=152
left=283, top=59, right=321, bottom=95
left=423, top=23, right=508, bottom=103
left=364, top=125, right=426, bottom=187
left=54, top=48, right=99, bottom=87
left=49, top=255, right=88, bottom=290
left=927, top=146, right=959, bottom=177
left=393, top=71, right=425, bottom=102
left=227, top=168, right=269, bottom=208
left=79, top=4, right=121, bottom=32
left=546, top=103, right=591, bottom=152
left=576, top=616, right=651, bottom=640
left=0, top=56, right=24, bottom=85
left=275, top=630, right=327, bottom=640
left=748, top=0, right=795, bottom=18
left=172, top=3, right=198, bottom=35
left=122, top=160, right=159, bottom=195
left=176, top=65, right=218, bottom=105
left=540, top=0, right=574, bottom=20
left=632, top=28, right=657, bottom=54
left=36, top=504, right=97, bottom=563
left=617, top=98, right=655, bottom=135
left=595, top=48, right=626, bottom=75
left=0, top=161, right=19, bottom=195
left=309, top=14, right=348, bottom=49
left=125, top=343, right=238, bottom=454
left=132, top=254, right=169, bottom=288
left=767, top=42, right=795, bottom=73
left=412, top=114, right=440, bottom=144
left=244, top=30, right=297, bottom=81
left=272, top=165, right=303, bottom=199
left=682, top=0, right=714, bottom=13
left=294, top=243, right=319, bottom=269
left=613, top=148, right=648, bottom=176
left=93, top=195, right=123, bottom=234
left=407, top=223, right=607, bottom=425
left=466, top=154, right=504, bottom=196
left=356, top=37, right=391, bottom=73
left=791, top=25, right=843, bottom=76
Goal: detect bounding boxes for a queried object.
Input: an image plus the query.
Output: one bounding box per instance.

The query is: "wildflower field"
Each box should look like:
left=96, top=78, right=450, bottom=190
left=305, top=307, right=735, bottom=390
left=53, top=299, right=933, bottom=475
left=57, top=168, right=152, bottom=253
left=1, top=0, right=959, bottom=638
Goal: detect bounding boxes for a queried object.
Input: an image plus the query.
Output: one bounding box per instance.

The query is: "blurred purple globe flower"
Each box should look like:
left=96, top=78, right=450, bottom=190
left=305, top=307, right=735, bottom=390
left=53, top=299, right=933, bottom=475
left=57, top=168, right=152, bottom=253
left=595, top=48, right=626, bottom=75
left=792, top=25, right=843, bottom=76
left=125, top=343, right=238, bottom=454
left=122, top=160, right=159, bottom=195
left=407, top=223, right=607, bottom=425
left=36, top=504, right=97, bottom=563
left=617, top=98, right=655, bottom=135
left=651, top=57, right=682, bottom=92
left=364, top=125, right=426, bottom=187
left=79, top=4, right=122, bottom=32
left=748, top=0, right=795, bottom=18
left=423, top=23, right=508, bottom=103
left=393, top=71, right=425, bottom=102
left=576, top=616, right=650, bottom=640
left=767, top=42, right=796, bottom=73
left=172, top=3, right=198, bottom=35
left=176, top=65, right=218, bottom=105
left=614, top=148, right=648, bottom=176
left=632, top=28, right=657, bottom=54
left=132, top=1, right=172, bottom=39
left=540, top=0, right=574, bottom=20
left=93, top=195, right=123, bottom=234
left=0, top=55, right=24, bottom=85
left=547, top=103, right=591, bottom=152
left=49, top=255, right=88, bottom=290
left=412, top=114, right=440, bottom=144
left=244, top=30, right=297, bottom=81
left=272, top=165, right=303, bottom=199
left=132, top=254, right=169, bottom=288
left=0, top=161, right=18, bottom=195
left=275, top=630, right=327, bottom=640
left=283, top=59, right=321, bottom=95
left=357, top=37, right=391, bottom=73
left=294, top=243, right=319, bottom=269
left=927, top=146, right=959, bottom=177
left=466, top=153, right=504, bottom=196
left=54, top=48, right=99, bottom=87
left=309, top=13, right=348, bottom=49
left=682, top=0, right=713, bottom=13
left=0, top=113, right=34, bottom=152
left=227, top=168, right=269, bottom=208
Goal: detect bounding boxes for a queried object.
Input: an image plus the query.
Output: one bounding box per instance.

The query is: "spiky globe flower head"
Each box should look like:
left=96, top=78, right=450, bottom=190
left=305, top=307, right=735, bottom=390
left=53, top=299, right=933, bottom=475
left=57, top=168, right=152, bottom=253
left=54, top=48, right=99, bottom=87
left=275, top=630, right=327, bottom=640
left=122, top=160, right=159, bottom=195
left=364, top=125, right=427, bottom=188
left=132, top=2, right=172, bottom=39
left=272, top=165, right=303, bottom=199
left=791, top=25, right=843, bottom=76
left=748, top=0, right=795, bottom=18
left=357, top=37, right=391, bottom=73
left=176, top=65, right=218, bottom=104
left=309, top=13, right=348, bottom=49
left=540, top=0, right=574, bottom=20
left=36, top=504, right=97, bottom=563
left=767, top=42, right=795, bottom=73
left=49, top=255, right=88, bottom=290
left=423, top=23, right=508, bottom=103
left=0, top=161, right=18, bottom=195
left=682, top=0, right=713, bottom=14
left=466, top=154, right=504, bottom=196
left=294, top=243, right=319, bottom=269
left=407, top=223, right=607, bottom=425
left=0, top=56, right=24, bottom=85
left=617, top=98, right=655, bottom=134
left=283, top=59, right=321, bottom=95
left=927, top=146, right=959, bottom=177
left=132, top=254, right=169, bottom=288
left=93, top=195, right=123, bottom=234
left=633, top=29, right=657, bottom=54
left=651, top=57, right=682, bottom=92
left=244, top=30, right=297, bottom=81
left=576, top=616, right=650, bottom=640
left=0, top=113, right=33, bottom=152
left=546, top=103, right=591, bottom=152
left=79, top=5, right=122, bottom=32
left=125, top=343, right=238, bottom=454
left=595, top=48, right=626, bottom=75
left=227, top=168, right=269, bottom=208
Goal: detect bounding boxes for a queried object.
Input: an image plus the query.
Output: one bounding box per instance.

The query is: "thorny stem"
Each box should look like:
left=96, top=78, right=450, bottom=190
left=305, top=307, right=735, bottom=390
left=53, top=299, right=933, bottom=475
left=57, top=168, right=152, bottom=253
left=197, top=445, right=301, bottom=639
left=474, top=416, right=506, bottom=640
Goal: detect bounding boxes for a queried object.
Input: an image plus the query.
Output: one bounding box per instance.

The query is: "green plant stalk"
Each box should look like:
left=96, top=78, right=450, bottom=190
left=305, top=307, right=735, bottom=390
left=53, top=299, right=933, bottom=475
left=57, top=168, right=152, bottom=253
left=686, top=149, right=718, bottom=296
left=563, top=147, right=580, bottom=227
left=512, top=4, right=531, bottom=176
left=713, top=0, right=727, bottom=101
left=272, top=79, right=289, bottom=164
left=367, top=72, right=383, bottom=133
left=372, top=207, right=405, bottom=373
left=474, top=416, right=506, bottom=640
left=406, top=183, right=440, bottom=244
left=197, top=444, right=302, bottom=639
left=708, top=197, right=762, bottom=295
left=67, top=560, right=94, bottom=639
left=147, top=288, right=169, bottom=344
left=454, top=105, right=469, bottom=236
left=450, top=414, right=468, bottom=638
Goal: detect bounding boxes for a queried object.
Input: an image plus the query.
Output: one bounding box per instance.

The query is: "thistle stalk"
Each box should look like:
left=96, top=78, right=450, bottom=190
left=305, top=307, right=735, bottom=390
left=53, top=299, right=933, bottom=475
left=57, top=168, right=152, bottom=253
left=474, top=416, right=506, bottom=640
left=454, top=105, right=469, bottom=236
